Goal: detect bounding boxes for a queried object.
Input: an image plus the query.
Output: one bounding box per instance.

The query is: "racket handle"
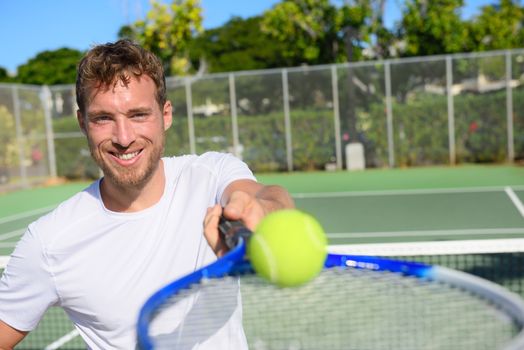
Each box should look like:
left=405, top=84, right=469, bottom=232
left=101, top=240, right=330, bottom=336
left=218, top=216, right=253, bottom=249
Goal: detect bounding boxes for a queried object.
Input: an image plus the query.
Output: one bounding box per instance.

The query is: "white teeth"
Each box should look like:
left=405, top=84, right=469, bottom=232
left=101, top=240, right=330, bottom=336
left=116, top=151, right=139, bottom=160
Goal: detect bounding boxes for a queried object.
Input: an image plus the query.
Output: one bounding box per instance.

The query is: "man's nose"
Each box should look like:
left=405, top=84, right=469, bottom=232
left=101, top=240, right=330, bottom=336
left=112, top=118, right=136, bottom=147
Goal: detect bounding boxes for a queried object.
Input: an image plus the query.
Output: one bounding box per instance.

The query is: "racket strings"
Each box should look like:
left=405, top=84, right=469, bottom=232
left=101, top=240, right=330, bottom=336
left=148, top=267, right=522, bottom=350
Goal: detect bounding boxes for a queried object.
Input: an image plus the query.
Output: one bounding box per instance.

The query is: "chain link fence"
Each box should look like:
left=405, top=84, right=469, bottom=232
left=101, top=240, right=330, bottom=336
left=1, top=49, right=524, bottom=191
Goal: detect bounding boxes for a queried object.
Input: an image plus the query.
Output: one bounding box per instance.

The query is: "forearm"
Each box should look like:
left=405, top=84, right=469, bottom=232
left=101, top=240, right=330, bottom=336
left=254, top=185, right=295, bottom=214
left=0, top=320, right=27, bottom=350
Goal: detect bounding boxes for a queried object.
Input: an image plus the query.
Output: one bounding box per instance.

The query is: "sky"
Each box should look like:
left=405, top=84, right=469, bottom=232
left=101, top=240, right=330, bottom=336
left=0, top=0, right=495, bottom=74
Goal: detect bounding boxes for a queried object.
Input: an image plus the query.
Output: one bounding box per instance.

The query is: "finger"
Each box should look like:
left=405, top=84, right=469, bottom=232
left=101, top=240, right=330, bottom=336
left=240, top=204, right=265, bottom=231
left=225, top=191, right=267, bottom=231
left=223, top=191, right=250, bottom=220
left=203, top=205, right=228, bottom=257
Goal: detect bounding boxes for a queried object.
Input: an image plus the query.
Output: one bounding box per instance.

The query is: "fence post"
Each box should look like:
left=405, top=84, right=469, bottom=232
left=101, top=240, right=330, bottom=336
left=12, top=85, right=28, bottom=187
left=331, top=65, right=343, bottom=170
left=506, top=50, right=515, bottom=162
left=185, top=77, right=196, bottom=154
left=446, top=55, right=456, bottom=165
left=384, top=61, right=395, bottom=168
left=282, top=69, right=293, bottom=171
left=41, top=86, right=57, bottom=177
left=228, top=74, right=241, bottom=158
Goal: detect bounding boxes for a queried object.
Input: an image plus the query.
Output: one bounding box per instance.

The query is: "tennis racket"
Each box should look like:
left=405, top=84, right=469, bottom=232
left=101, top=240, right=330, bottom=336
left=136, top=217, right=524, bottom=350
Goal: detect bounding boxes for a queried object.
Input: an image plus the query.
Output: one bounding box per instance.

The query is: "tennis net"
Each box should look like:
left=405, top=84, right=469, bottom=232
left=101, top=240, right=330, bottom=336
left=2, top=237, right=524, bottom=349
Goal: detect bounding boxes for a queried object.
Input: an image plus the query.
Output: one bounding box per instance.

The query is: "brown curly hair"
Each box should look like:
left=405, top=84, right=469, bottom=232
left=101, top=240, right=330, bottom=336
left=76, top=39, right=166, bottom=113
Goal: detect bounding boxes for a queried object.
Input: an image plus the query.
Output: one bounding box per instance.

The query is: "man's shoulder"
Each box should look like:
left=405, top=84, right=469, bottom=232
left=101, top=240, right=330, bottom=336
left=30, top=181, right=101, bottom=239
left=163, top=152, right=238, bottom=174
left=163, top=152, right=232, bottom=164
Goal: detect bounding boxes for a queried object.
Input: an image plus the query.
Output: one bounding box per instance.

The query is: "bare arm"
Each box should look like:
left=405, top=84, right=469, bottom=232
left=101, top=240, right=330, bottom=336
left=204, top=179, right=294, bottom=256
left=0, top=320, right=27, bottom=350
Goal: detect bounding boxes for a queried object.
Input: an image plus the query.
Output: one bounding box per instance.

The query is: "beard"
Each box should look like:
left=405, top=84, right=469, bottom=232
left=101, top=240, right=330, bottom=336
left=88, top=134, right=165, bottom=190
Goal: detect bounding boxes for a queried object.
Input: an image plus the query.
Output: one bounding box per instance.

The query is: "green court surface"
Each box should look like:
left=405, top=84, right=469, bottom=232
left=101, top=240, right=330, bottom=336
left=1, top=164, right=524, bottom=349
left=1, top=165, right=524, bottom=256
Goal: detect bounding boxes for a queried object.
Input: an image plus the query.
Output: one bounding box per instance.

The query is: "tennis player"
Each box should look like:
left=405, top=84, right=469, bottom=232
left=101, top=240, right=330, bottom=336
left=0, top=39, right=294, bottom=349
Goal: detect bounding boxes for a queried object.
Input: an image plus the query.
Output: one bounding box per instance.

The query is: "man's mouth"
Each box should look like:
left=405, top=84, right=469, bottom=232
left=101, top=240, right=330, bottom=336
left=113, top=150, right=140, bottom=160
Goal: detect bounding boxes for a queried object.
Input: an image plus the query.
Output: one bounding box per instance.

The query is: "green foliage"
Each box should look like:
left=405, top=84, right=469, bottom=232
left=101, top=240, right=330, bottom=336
left=467, top=0, right=524, bottom=51
left=0, top=67, right=13, bottom=83
left=362, top=89, right=516, bottom=166
left=400, top=0, right=468, bottom=56
left=16, top=48, right=83, bottom=85
left=453, top=91, right=509, bottom=163
left=260, top=0, right=381, bottom=65
left=259, top=0, right=394, bottom=65
left=5, top=0, right=524, bottom=84
left=261, top=0, right=339, bottom=65
left=0, top=106, right=17, bottom=167
left=52, top=85, right=522, bottom=178
left=189, top=17, right=291, bottom=73
left=124, top=0, right=203, bottom=76
left=166, top=111, right=335, bottom=172
left=52, top=117, right=99, bottom=179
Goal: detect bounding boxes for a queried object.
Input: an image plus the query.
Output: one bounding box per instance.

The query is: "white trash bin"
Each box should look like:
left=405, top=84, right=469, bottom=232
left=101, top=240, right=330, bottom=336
left=345, top=142, right=365, bottom=171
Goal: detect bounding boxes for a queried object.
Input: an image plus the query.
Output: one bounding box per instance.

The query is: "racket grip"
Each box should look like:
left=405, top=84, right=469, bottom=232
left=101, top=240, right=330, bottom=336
left=218, top=216, right=253, bottom=249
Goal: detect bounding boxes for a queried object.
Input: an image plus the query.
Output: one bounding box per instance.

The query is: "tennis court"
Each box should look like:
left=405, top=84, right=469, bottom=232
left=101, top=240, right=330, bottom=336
left=1, top=165, right=524, bottom=349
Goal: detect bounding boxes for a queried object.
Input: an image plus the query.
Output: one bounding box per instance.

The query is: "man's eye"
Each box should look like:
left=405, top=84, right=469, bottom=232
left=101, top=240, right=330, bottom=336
left=92, top=116, right=111, bottom=123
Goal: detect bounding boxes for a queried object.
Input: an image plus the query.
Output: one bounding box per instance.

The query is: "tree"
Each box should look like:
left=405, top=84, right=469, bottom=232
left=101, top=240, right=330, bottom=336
left=467, top=0, right=524, bottom=51
left=260, top=0, right=391, bottom=64
left=0, top=105, right=18, bottom=171
left=189, top=16, right=291, bottom=73
left=260, top=0, right=390, bottom=144
left=0, top=67, right=12, bottom=83
left=261, top=0, right=342, bottom=65
left=121, top=0, right=203, bottom=76
left=399, top=0, right=467, bottom=56
left=16, top=48, right=83, bottom=85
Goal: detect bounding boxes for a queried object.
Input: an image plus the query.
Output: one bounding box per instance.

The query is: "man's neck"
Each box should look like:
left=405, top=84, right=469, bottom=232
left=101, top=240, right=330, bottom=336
left=100, top=161, right=166, bottom=212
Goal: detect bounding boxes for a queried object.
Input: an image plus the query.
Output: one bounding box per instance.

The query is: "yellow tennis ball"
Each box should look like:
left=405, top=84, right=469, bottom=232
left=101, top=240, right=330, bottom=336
left=247, top=209, right=328, bottom=287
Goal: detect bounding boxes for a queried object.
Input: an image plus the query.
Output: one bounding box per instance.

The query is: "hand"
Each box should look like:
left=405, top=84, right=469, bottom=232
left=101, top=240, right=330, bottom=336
left=203, top=204, right=228, bottom=257
left=204, top=181, right=294, bottom=257
left=222, top=190, right=267, bottom=231
left=203, top=190, right=266, bottom=257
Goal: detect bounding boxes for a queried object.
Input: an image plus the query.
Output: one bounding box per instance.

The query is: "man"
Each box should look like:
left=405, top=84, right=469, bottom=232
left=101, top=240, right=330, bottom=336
left=0, top=40, right=294, bottom=349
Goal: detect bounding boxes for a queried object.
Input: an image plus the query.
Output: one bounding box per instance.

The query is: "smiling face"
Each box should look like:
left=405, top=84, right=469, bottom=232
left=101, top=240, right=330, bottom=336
left=77, top=74, right=172, bottom=190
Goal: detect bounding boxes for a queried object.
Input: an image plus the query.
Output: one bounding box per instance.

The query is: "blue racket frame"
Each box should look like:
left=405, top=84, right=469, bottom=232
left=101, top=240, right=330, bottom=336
left=136, top=239, right=524, bottom=350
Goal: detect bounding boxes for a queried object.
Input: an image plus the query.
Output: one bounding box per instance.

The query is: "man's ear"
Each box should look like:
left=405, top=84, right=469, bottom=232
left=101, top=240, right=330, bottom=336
left=163, top=101, right=173, bottom=131
left=77, top=110, right=87, bottom=135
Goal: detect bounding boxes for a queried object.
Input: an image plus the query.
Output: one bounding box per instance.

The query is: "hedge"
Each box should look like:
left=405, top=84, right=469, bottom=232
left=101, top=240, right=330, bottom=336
left=50, top=88, right=524, bottom=178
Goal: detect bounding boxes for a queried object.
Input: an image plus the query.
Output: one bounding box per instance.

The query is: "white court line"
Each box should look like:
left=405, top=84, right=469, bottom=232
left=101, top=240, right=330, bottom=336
left=505, top=186, right=524, bottom=218
left=44, top=329, right=80, bottom=350
left=0, top=205, right=56, bottom=225
left=0, top=255, right=9, bottom=267
left=0, top=243, right=19, bottom=248
left=328, top=238, right=524, bottom=255
left=292, top=185, right=524, bottom=199
left=0, top=229, right=25, bottom=241
left=327, top=227, right=524, bottom=239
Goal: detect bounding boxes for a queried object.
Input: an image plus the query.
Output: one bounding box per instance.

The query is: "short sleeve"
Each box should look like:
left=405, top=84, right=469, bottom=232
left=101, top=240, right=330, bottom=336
left=214, top=153, right=256, bottom=205
left=0, top=226, right=59, bottom=331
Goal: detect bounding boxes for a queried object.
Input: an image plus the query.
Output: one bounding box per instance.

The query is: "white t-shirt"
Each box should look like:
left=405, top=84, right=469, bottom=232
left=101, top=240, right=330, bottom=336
left=0, top=152, right=255, bottom=349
